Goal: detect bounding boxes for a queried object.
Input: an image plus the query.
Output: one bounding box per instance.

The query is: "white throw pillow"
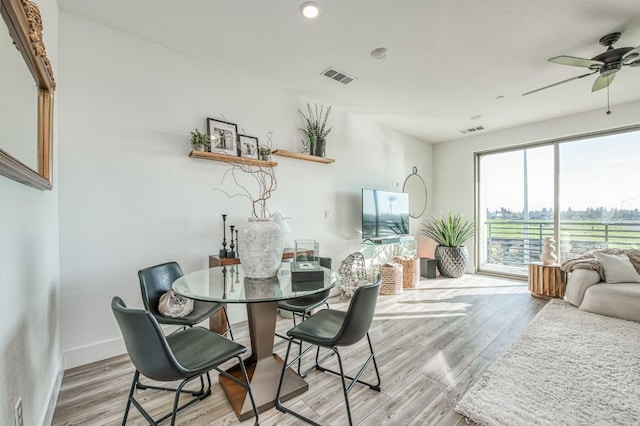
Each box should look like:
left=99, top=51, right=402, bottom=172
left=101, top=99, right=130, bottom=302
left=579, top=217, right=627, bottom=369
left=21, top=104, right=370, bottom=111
left=595, top=253, right=640, bottom=284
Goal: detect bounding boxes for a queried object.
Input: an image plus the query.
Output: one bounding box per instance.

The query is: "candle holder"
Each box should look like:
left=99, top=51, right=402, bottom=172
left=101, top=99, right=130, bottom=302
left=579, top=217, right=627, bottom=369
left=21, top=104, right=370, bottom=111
left=235, top=229, right=239, bottom=256
left=228, top=225, right=236, bottom=257
left=219, top=214, right=228, bottom=258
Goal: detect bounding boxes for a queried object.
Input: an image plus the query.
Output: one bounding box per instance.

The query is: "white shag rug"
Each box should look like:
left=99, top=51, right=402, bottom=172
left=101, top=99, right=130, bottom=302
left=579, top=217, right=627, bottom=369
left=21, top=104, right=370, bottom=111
left=455, top=299, right=640, bottom=425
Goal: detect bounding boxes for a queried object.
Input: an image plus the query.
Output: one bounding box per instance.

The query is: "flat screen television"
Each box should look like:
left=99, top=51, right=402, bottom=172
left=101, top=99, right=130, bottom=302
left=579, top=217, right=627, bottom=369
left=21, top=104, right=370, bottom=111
left=362, top=188, right=410, bottom=240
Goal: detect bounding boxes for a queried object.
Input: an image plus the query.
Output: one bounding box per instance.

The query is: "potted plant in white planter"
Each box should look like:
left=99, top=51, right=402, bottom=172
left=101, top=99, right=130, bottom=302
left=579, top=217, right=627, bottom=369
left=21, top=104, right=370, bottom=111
left=190, top=129, right=210, bottom=151
left=421, top=211, right=475, bottom=278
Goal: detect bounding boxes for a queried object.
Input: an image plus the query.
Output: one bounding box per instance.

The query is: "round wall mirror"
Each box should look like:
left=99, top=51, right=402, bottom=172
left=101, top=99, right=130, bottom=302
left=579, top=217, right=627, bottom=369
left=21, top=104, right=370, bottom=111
left=403, top=167, right=427, bottom=218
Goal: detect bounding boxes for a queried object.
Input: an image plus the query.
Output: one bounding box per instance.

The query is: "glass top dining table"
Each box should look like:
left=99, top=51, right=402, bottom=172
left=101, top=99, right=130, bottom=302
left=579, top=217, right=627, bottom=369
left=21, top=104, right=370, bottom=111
left=173, top=262, right=336, bottom=304
left=172, top=262, right=337, bottom=421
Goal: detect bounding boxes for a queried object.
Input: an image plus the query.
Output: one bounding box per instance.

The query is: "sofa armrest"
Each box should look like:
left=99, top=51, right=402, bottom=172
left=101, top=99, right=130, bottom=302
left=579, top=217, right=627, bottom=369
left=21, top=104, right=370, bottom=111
left=565, top=269, right=601, bottom=306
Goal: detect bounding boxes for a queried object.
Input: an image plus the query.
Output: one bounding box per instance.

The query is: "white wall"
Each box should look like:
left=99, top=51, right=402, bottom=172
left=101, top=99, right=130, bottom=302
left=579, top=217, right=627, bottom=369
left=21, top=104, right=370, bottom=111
left=57, top=12, right=432, bottom=368
left=0, top=1, right=61, bottom=425
left=432, top=100, right=640, bottom=271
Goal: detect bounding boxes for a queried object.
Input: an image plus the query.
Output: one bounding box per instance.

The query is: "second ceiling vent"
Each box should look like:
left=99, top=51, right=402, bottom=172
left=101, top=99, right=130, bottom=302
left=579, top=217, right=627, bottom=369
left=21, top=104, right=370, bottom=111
left=321, top=67, right=356, bottom=85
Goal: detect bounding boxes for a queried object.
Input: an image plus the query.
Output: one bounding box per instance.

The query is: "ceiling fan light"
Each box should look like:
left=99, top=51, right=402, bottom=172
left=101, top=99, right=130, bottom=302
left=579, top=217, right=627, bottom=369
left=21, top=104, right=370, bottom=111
left=300, top=2, right=321, bottom=19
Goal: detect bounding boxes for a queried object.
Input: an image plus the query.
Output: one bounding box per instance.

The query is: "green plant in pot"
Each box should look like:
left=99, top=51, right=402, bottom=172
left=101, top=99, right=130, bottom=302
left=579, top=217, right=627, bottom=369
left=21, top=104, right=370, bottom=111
left=190, top=128, right=210, bottom=151
left=298, top=102, right=332, bottom=157
left=421, top=211, right=475, bottom=278
left=258, top=145, right=271, bottom=161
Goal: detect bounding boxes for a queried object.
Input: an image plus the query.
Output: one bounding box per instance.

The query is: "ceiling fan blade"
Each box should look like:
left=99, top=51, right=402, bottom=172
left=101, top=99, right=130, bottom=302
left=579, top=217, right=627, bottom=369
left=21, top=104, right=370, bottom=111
left=549, top=55, right=603, bottom=68
left=592, top=73, right=615, bottom=92
left=522, top=71, right=597, bottom=96
left=623, top=46, right=640, bottom=65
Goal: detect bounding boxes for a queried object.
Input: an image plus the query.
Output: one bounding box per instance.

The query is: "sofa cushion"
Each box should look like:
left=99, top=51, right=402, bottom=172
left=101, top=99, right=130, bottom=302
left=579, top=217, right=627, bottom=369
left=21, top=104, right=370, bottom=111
left=565, top=269, right=601, bottom=307
left=580, top=283, right=640, bottom=322
left=595, top=252, right=640, bottom=284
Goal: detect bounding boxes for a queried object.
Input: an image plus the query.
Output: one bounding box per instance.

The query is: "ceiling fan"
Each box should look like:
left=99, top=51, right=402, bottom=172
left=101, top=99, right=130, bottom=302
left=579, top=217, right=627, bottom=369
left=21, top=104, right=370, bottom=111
left=523, top=32, right=640, bottom=96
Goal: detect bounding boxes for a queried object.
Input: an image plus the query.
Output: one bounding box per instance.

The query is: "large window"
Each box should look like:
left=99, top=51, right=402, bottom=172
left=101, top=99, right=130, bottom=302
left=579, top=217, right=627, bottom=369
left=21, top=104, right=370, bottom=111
left=477, top=127, right=640, bottom=276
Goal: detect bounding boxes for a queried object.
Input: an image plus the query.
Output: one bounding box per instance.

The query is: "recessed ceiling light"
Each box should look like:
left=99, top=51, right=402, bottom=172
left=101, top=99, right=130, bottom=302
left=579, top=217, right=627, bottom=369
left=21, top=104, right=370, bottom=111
left=470, top=115, right=482, bottom=120
left=496, top=95, right=505, bottom=100
left=370, top=47, right=388, bottom=60
left=300, top=2, right=321, bottom=19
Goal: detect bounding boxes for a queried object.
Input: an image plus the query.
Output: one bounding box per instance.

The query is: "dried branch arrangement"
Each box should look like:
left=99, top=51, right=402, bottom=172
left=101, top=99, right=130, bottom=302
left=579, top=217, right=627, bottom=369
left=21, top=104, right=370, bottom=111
left=216, top=161, right=277, bottom=218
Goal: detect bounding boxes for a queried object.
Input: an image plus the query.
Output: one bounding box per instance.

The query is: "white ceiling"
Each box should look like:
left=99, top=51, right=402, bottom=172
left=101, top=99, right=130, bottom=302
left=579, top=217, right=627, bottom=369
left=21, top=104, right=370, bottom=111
left=58, top=0, right=640, bottom=143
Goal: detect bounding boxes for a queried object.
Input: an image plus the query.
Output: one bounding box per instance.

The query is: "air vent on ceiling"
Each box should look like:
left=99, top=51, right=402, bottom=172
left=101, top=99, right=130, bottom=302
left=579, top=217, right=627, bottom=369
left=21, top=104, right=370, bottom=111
left=458, top=125, right=485, bottom=134
left=321, top=67, right=356, bottom=85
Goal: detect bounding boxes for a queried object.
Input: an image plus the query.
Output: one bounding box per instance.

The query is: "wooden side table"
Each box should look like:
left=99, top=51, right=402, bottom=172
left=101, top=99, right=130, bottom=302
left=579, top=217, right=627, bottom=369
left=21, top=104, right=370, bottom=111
left=528, top=262, right=567, bottom=299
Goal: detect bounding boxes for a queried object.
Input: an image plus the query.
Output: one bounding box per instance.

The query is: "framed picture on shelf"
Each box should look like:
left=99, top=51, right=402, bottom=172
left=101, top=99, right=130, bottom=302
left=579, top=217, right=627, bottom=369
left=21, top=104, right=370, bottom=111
left=207, top=118, right=238, bottom=156
left=238, top=135, right=259, bottom=159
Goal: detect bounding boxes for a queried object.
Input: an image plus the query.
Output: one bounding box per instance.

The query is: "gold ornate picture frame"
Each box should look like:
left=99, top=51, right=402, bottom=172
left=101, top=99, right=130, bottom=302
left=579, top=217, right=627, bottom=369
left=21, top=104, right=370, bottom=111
left=0, top=0, right=56, bottom=190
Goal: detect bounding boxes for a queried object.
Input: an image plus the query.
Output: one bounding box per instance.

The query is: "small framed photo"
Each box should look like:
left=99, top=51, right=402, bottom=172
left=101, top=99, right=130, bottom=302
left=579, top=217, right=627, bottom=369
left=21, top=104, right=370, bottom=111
left=207, top=118, right=238, bottom=156
left=238, top=135, right=259, bottom=159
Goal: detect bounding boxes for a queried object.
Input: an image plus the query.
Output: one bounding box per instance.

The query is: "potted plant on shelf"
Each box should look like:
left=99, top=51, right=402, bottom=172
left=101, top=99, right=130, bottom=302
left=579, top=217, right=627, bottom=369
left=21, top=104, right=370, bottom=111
left=190, top=129, right=210, bottom=151
left=298, top=102, right=332, bottom=157
left=421, top=211, right=476, bottom=278
left=259, top=146, right=271, bottom=161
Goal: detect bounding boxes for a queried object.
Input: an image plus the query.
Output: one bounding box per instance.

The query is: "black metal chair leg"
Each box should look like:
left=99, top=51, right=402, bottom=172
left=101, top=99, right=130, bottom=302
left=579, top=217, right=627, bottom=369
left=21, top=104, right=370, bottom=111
left=223, top=306, right=234, bottom=340
left=335, top=349, right=354, bottom=426
left=237, top=356, right=259, bottom=425
left=122, top=371, right=138, bottom=425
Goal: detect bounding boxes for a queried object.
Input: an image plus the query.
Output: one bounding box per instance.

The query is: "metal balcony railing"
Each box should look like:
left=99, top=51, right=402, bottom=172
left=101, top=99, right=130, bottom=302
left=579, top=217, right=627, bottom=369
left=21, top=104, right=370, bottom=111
left=483, top=220, right=640, bottom=270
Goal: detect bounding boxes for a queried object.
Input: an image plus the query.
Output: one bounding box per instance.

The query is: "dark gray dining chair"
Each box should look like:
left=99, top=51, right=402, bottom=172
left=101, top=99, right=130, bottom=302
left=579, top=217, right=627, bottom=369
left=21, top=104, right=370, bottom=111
left=111, top=297, right=258, bottom=426
left=276, top=257, right=331, bottom=376
left=275, top=275, right=382, bottom=425
left=139, top=261, right=233, bottom=339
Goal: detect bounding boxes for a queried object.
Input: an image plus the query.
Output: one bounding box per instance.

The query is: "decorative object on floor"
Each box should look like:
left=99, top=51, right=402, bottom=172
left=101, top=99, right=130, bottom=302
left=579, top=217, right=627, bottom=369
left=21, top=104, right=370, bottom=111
left=421, top=211, right=475, bottom=278
left=379, top=262, right=403, bottom=295
left=207, top=117, right=239, bottom=156
left=403, top=166, right=428, bottom=218
left=540, top=236, right=557, bottom=265
left=228, top=225, right=236, bottom=257
left=393, top=255, right=419, bottom=288
left=338, top=252, right=368, bottom=298
left=420, top=257, right=437, bottom=278
left=238, top=134, right=259, bottom=159
left=455, top=299, right=640, bottom=425
left=190, top=128, right=211, bottom=152
left=298, top=102, right=332, bottom=157
left=220, top=214, right=228, bottom=257
left=528, top=262, right=566, bottom=299
left=238, top=217, right=285, bottom=279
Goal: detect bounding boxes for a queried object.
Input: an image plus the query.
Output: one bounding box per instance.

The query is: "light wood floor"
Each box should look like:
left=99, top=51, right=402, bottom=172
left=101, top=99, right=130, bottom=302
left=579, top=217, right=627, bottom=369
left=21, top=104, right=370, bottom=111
left=52, top=274, right=546, bottom=425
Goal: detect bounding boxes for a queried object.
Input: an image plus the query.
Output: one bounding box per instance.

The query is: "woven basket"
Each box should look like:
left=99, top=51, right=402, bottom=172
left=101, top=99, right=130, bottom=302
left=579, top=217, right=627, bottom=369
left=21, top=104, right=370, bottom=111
left=393, top=255, right=419, bottom=288
left=379, top=263, right=403, bottom=295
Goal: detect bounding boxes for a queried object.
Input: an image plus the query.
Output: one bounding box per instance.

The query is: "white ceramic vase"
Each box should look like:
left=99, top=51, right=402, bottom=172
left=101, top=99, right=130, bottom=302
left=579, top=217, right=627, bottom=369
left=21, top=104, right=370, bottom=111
left=540, top=237, right=558, bottom=265
left=238, top=217, right=285, bottom=279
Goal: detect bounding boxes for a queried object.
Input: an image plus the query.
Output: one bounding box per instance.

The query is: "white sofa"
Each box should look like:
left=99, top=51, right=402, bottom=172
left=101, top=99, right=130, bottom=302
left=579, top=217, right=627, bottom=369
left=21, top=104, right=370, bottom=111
left=565, top=266, right=640, bottom=322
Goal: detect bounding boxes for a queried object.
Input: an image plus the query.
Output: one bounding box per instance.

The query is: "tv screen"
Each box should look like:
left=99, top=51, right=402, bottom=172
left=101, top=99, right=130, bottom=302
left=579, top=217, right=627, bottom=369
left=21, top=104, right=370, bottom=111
left=362, top=189, right=410, bottom=240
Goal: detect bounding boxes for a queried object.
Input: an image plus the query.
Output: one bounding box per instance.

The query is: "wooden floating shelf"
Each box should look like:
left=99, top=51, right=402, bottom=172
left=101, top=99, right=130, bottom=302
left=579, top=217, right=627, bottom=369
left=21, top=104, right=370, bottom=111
left=272, top=149, right=335, bottom=164
left=189, top=150, right=278, bottom=167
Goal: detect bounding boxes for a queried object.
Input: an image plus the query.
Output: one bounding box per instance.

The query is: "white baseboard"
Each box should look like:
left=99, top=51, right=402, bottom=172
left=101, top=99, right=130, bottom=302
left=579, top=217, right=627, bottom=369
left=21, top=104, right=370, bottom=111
left=64, top=307, right=248, bottom=369
left=39, top=357, right=64, bottom=426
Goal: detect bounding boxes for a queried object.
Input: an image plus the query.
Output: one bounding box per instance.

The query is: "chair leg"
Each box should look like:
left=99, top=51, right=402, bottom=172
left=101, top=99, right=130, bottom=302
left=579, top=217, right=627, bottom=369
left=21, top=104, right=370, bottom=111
left=122, top=370, right=138, bottom=425
left=223, top=306, right=234, bottom=340
left=335, top=349, right=354, bottom=426
left=126, top=372, right=212, bottom=426
left=238, top=356, right=259, bottom=426
left=275, top=339, right=321, bottom=426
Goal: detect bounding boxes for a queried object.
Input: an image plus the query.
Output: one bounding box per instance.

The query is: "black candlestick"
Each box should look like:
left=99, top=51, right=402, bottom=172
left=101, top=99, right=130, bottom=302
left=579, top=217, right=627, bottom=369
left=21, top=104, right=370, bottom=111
left=228, top=225, right=236, bottom=257
left=235, top=229, right=239, bottom=256
left=219, top=214, right=228, bottom=258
